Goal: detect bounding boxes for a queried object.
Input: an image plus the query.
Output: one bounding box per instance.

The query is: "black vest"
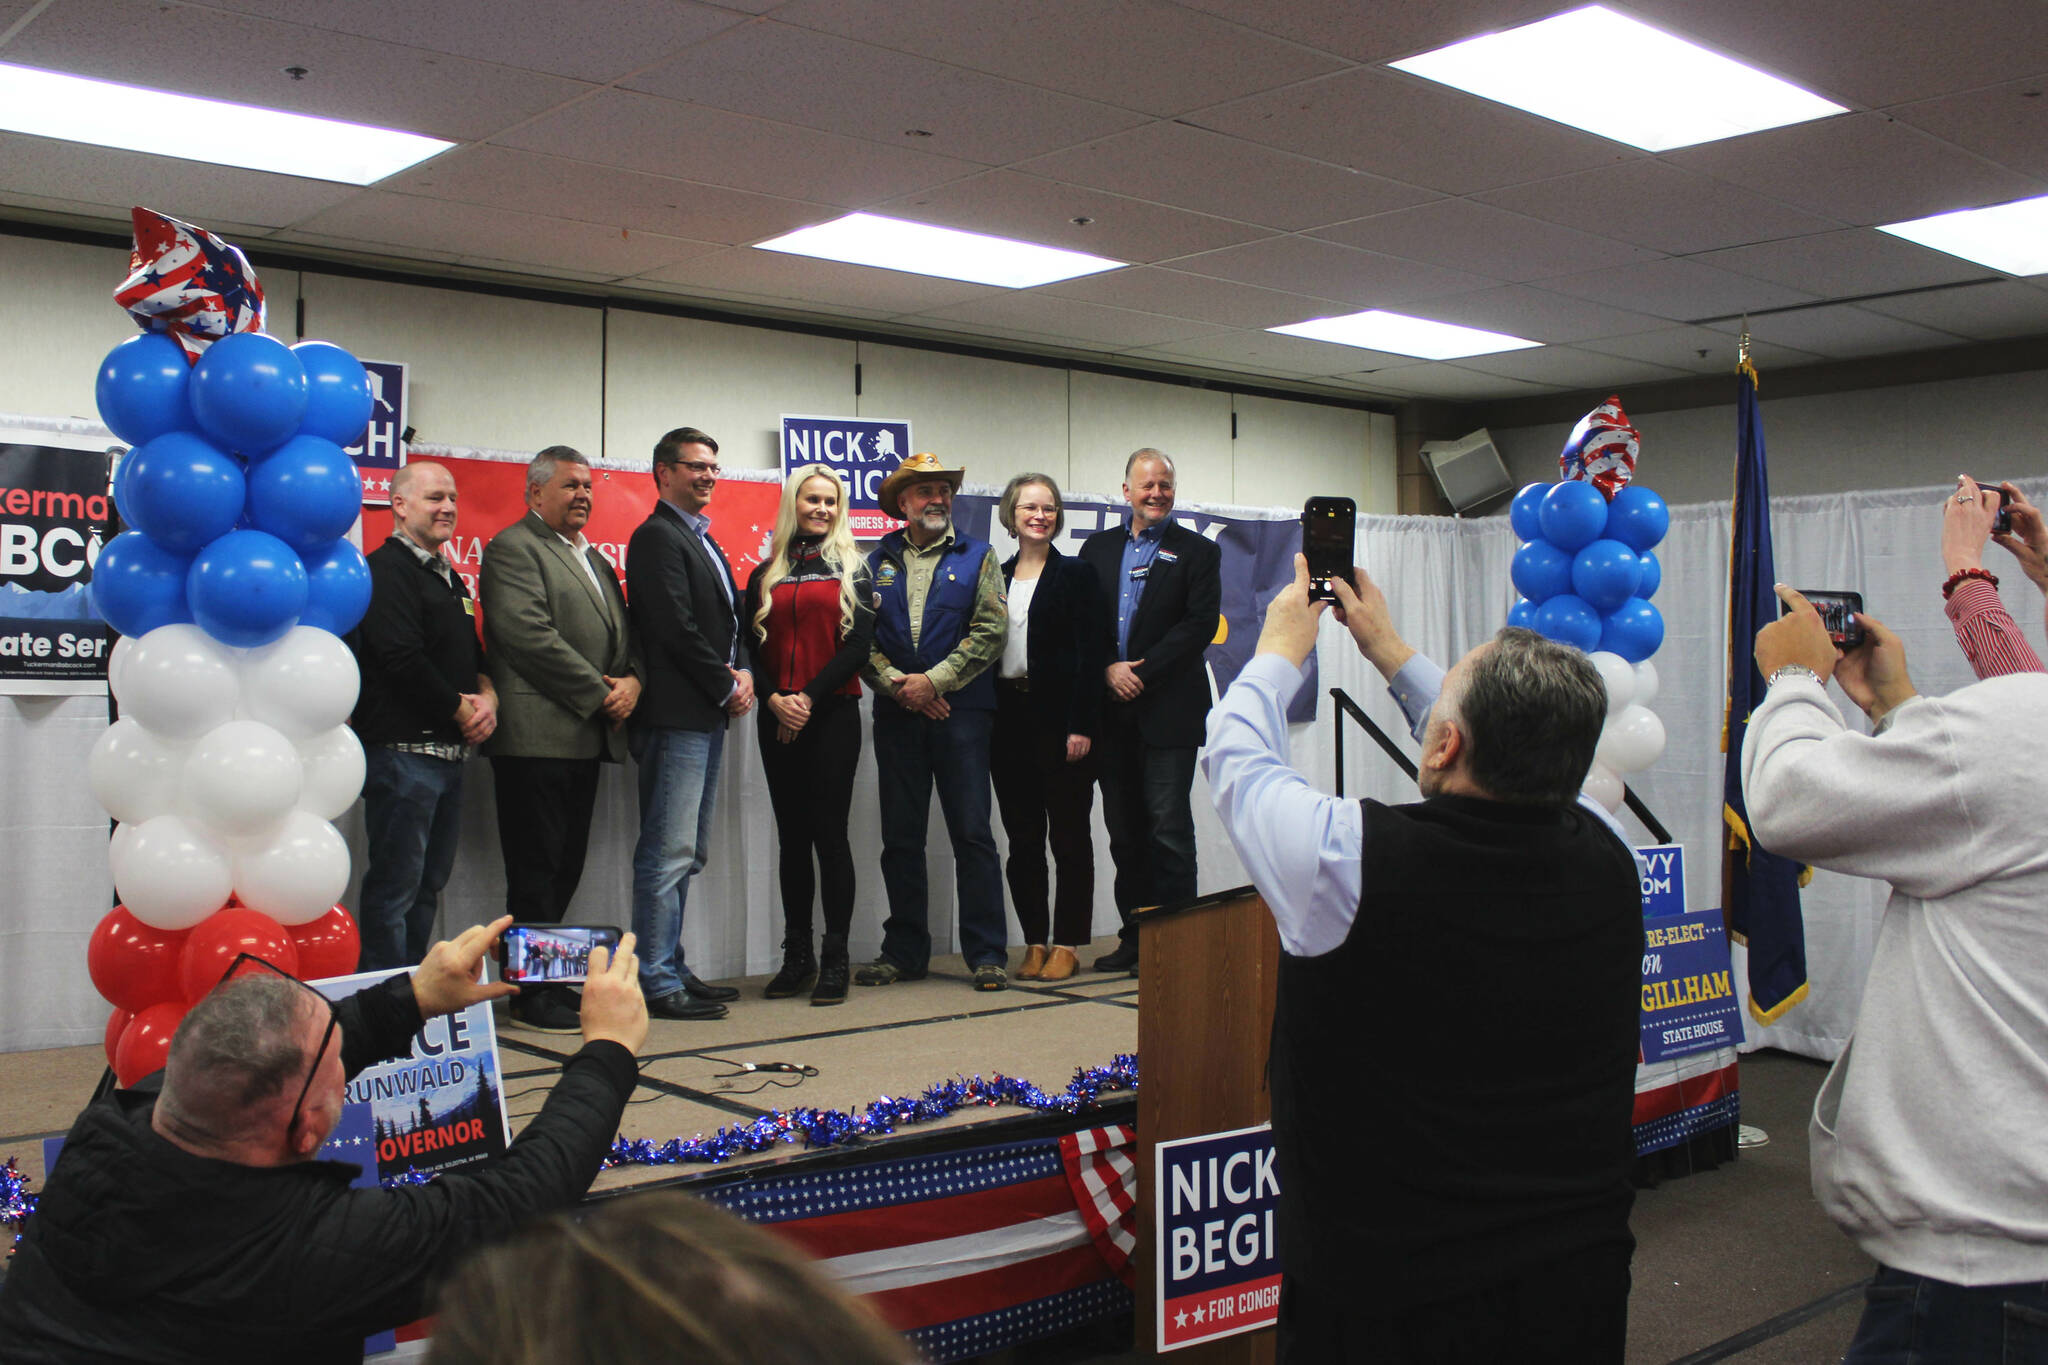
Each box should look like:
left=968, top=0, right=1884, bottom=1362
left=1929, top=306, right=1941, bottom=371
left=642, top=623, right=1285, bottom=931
left=1269, top=794, right=1643, bottom=1307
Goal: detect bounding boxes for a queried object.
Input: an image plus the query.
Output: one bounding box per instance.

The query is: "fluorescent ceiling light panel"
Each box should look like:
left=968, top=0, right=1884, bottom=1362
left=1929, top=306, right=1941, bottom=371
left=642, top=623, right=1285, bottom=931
left=1270, top=310, right=1540, bottom=360
left=754, top=212, right=1124, bottom=288
left=0, top=62, right=453, bottom=184
left=1877, top=195, right=2048, bottom=277
left=1390, top=5, right=1847, bottom=151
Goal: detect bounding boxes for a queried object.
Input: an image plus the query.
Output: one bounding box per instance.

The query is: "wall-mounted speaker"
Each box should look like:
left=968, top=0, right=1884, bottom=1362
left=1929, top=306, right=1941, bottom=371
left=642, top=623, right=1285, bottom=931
left=1419, top=429, right=1514, bottom=514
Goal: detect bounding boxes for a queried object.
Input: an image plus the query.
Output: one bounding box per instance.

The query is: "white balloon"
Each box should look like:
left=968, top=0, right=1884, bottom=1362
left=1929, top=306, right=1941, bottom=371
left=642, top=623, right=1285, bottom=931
left=122, top=624, right=241, bottom=740
left=296, top=725, right=366, bottom=820
left=1599, top=704, right=1667, bottom=774
left=184, top=720, right=304, bottom=839
left=112, top=814, right=233, bottom=930
left=108, top=634, right=136, bottom=705
left=238, top=627, right=360, bottom=740
left=233, top=811, right=351, bottom=925
left=1587, top=650, right=1635, bottom=716
left=87, top=718, right=186, bottom=824
left=109, top=820, right=139, bottom=870
left=1581, top=760, right=1625, bottom=813
left=1633, top=659, right=1660, bottom=707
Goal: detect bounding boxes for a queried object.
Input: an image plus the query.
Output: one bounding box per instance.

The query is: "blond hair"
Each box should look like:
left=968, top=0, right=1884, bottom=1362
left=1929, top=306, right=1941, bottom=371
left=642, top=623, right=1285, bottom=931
left=750, top=464, right=861, bottom=644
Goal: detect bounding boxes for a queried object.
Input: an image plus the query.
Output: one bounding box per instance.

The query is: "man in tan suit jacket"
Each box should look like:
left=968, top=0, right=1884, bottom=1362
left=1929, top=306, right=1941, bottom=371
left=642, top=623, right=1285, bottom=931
left=482, top=445, right=642, bottom=1032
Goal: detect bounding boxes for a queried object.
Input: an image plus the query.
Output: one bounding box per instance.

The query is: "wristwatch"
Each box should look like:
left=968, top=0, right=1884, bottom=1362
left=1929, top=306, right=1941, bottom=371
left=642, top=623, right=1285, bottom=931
left=1766, top=664, right=1822, bottom=689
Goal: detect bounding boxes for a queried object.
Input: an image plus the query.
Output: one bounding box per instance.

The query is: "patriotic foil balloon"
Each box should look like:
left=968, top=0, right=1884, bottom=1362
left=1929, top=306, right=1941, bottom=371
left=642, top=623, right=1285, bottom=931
left=1558, top=394, right=1640, bottom=499
left=113, top=208, right=265, bottom=361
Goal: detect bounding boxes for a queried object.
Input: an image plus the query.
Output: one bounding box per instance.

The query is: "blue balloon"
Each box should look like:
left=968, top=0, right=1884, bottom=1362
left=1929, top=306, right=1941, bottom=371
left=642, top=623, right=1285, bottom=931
left=96, top=332, right=195, bottom=447
left=247, top=435, right=362, bottom=553
left=90, top=532, right=194, bottom=637
left=187, top=530, right=307, bottom=648
left=291, top=341, right=375, bottom=448
left=1570, top=538, right=1644, bottom=614
left=1637, top=550, right=1662, bottom=600
left=1605, top=484, right=1670, bottom=553
left=299, top=540, right=373, bottom=635
left=1533, top=594, right=1602, bottom=652
left=118, top=431, right=246, bottom=554
left=1510, top=540, right=1573, bottom=604
left=189, top=333, right=308, bottom=455
left=1507, top=596, right=1538, bottom=630
left=1537, top=481, right=1610, bottom=552
left=1508, top=482, right=1551, bottom=541
left=1599, top=597, right=1665, bottom=663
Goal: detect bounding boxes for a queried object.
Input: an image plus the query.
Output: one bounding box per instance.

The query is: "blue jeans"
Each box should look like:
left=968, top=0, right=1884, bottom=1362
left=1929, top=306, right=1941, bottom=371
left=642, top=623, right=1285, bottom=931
left=873, top=702, right=1006, bottom=973
left=629, top=725, right=725, bottom=1001
left=1846, top=1265, right=2048, bottom=1364
left=358, top=748, right=466, bottom=972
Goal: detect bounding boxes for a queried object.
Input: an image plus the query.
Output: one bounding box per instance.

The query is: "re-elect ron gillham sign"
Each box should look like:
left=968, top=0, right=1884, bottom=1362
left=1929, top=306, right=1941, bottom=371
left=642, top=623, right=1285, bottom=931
left=1155, top=1122, right=1282, bottom=1351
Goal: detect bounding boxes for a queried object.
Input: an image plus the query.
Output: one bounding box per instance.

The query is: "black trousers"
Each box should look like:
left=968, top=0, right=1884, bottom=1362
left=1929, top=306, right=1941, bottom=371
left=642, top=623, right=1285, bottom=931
left=990, top=684, right=1096, bottom=947
left=490, top=754, right=601, bottom=925
left=1095, top=722, right=1198, bottom=946
left=758, top=696, right=861, bottom=941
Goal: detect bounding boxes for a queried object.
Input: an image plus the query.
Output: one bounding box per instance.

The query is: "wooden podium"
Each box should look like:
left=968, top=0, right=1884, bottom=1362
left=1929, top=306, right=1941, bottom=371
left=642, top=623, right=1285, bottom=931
left=1132, top=885, right=1282, bottom=1363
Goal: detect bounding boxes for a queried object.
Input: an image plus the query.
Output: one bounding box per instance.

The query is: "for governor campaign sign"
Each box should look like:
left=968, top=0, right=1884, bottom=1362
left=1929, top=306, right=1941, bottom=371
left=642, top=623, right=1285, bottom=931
left=1155, top=1122, right=1282, bottom=1352
left=1634, top=844, right=1744, bottom=1064
left=0, top=429, right=115, bottom=694
left=781, top=414, right=911, bottom=538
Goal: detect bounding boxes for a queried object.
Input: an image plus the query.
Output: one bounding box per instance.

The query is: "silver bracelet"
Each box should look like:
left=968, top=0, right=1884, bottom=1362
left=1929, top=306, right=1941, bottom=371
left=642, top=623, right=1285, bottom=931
left=1766, top=664, right=1822, bottom=689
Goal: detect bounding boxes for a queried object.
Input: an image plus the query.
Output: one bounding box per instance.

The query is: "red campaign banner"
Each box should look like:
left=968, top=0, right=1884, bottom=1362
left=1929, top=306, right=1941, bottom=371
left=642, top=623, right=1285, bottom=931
left=360, top=458, right=782, bottom=598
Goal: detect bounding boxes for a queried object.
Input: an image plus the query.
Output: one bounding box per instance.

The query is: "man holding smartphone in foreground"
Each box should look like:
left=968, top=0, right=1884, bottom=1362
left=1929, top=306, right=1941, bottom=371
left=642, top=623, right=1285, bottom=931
left=0, top=919, right=648, bottom=1362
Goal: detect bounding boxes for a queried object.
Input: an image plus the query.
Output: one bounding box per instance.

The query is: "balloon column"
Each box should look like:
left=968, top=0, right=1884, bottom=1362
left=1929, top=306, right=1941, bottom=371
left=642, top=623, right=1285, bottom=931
left=85, top=209, right=370, bottom=1085
left=1505, top=395, right=1670, bottom=813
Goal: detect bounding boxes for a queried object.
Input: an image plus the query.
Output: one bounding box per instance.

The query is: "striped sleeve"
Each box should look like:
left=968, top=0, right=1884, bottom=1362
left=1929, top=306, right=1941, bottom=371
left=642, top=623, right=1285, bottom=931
left=1945, top=577, right=2045, bottom=680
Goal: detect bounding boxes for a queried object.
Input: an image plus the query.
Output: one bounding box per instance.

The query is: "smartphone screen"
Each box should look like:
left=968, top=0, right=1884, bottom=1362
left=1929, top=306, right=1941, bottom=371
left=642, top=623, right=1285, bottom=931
left=500, top=924, right=621, bottom=985
left=1302, top=497, right=1356, bottom=602
left=1787, top=590, right=1865, bottom=649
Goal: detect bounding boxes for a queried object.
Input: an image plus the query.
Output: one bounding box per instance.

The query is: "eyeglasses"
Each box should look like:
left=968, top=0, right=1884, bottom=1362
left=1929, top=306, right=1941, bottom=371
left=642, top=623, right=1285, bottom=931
left=215, top=953, right=340, bottom=1130
left=675, top=460, right=721, bottom=476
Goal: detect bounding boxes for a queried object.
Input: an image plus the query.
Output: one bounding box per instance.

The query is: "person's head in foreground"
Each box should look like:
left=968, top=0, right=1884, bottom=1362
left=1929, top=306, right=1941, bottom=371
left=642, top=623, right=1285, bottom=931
left=427, top=1190, right=915, bottom=1365
left=1419, top=626, right=1608, bottom=805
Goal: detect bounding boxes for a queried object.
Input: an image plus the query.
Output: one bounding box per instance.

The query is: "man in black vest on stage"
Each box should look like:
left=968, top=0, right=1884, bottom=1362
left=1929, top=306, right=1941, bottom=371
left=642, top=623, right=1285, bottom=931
left=1080, top=448, right=1221, bottom=974
left=1204, top=554, right=1644, bottom=1364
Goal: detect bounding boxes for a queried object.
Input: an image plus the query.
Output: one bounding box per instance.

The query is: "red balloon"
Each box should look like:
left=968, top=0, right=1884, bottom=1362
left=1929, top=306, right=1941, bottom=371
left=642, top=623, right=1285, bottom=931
left=86, top=906, right=191, bottom=1014
left=178, top=907, right=300, bottom=1004
left=104, top=1007, right=133, bottom=1069
left=290, top=906, right=361, bottom=982
left=115, top=1000, right=188, bottom=1087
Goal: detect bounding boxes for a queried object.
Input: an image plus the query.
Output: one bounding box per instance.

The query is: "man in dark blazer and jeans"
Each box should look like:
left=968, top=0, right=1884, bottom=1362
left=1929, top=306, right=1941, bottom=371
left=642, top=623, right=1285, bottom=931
left=1080, top=448, right=1222, bottom=973
left=624, top=426, right=753, bottom=1022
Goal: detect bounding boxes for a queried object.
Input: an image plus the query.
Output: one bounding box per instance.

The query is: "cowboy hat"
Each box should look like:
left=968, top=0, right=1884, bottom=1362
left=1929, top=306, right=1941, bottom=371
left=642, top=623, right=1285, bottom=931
left=877, top=451, right=965, bottom=520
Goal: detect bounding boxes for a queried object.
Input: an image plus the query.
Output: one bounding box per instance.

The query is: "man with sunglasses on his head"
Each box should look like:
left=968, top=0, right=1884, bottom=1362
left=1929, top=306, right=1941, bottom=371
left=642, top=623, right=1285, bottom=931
left=0, top=918, right=650, bottom=1363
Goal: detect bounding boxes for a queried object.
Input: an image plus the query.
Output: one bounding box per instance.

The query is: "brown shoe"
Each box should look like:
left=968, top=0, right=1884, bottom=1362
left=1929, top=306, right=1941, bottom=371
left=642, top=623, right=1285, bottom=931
left=1017, top=945, right=1049, bottom=980
left=1040, top=946, right=1079, bottom=982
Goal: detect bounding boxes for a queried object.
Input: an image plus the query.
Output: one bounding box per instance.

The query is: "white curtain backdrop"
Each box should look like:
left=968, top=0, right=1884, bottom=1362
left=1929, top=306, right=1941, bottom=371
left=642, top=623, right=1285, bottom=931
left=5, top=418, right=2040, bottom=1058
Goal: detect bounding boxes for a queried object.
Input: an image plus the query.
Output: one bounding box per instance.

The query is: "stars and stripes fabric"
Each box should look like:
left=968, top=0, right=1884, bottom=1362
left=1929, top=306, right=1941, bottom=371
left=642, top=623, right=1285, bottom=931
left=704, top=1127, right=1136, bottom=1362
left=1723, top=357, right=1809, bottom=1025
left=1061, top=1124, right=1138, bottom=1286
left=113, top=207, right=264, bottom=360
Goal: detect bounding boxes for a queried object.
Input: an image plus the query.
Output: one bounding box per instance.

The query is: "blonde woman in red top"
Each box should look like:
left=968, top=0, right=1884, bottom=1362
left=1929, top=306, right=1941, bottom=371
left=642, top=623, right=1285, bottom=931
left=742, top=465, right=876, bottom=1005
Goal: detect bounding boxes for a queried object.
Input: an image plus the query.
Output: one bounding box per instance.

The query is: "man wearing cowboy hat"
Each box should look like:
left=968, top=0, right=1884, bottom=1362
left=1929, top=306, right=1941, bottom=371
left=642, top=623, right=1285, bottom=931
left=857, top=452, right=1012, bottom=991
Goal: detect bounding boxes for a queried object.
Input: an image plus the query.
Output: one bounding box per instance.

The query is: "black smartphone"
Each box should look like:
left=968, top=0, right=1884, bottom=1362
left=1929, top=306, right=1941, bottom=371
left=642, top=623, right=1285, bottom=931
left=498, top=923, right=621, bottom=986
left=1786, top=590, right=1865, bottom=650
left=1302, top=497, right=1356, bottom=602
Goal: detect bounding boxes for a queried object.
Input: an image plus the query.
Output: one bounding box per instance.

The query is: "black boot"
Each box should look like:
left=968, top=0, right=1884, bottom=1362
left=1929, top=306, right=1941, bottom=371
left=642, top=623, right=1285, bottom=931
left=811, top=934, right=850, bottom=1006
left=764, top=937, right=817, bottom=999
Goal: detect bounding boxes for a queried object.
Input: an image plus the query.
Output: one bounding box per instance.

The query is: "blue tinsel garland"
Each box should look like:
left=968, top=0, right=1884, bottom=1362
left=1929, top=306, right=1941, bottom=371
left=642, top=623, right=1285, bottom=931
left=4, top=1157, right=36, bottom=1245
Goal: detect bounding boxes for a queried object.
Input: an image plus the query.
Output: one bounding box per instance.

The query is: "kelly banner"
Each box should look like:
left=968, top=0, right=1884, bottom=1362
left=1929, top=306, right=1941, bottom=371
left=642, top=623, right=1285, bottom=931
left=781, top=414, right=912, bottom=539
left=1154, top=1122, right=1282, bottom=1351
left=953, top=495, right=1317, bottom=722
left=0, top=428, right=116, bottom=694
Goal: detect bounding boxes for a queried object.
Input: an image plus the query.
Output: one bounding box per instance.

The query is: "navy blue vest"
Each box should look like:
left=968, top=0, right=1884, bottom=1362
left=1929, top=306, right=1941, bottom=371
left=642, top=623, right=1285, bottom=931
left=868, top=531, right=997, bottom=711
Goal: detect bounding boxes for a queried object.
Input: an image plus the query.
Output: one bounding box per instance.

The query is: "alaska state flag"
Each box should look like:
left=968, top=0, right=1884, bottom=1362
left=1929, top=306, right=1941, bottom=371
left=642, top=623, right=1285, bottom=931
left=1723, top=357, right=1808, bottom=1024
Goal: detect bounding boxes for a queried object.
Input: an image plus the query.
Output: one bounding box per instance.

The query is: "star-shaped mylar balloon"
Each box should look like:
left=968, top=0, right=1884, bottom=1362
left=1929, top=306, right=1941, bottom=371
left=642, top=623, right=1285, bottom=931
left=1558, top=394, right=1640, bottom=499
left=112, top=207, right=265, bottom=361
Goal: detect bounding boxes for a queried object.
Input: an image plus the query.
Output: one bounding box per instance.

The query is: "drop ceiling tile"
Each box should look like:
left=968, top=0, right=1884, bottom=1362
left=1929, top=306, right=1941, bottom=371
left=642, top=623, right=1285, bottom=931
left=1038, top=268, right=1350, bottom=329
left=188, top=0, right=747, bottom=83
left=1168, top=236, right=1499, bottom=308
left=287, top=193, right=724, bottom=278
left=1890, top=74, right=2048, bottom=181
left=1311, top=200, right=1662, bottom=282
left=1012, top=123, right=1439, bottom=232
left=1664, top=114, right=2046, bottom=227
left=634, top=247, right=1000, bottom=314
left=1855, top=280, right=2048, bottom=340
left=1703, top=304, right=1968, bottom=359
left=905, top=294, right=1227, bottom=349
left=0, top=132, right=363, bottom=227
left=1474, top=160, right=1846, bottom=256
left=1132, top=331, right=1429, bottom=379
left=382, top=146, right=830, bottom=245
left=1403, top=285, right=1669, bottom=344
left=623, top=21, right=1148, bottom=165
left=1353, top=365, right=1552, bottom=400
left=1539, top=258, right=1819, bottom=321
left=1165, top=0, right=1569, bottom=65
left=1451, top=346, right=1694, bottom=389
left=768, top=0, right=1345, bottom=117
left=1186, top=67, right=1634, bottom=197
left=875, top=171, right=1267, bottom=264
left=6, top=0, right=591, bottom=141
left=1577, top=325, right=1826, bottom=374
left=499, top=89, right=982, bottom=205
left=1692, top=229, right=1997, bottom=298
